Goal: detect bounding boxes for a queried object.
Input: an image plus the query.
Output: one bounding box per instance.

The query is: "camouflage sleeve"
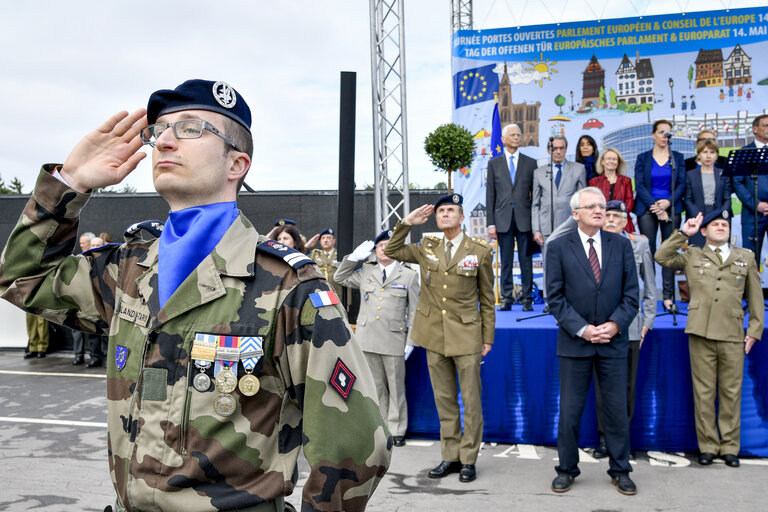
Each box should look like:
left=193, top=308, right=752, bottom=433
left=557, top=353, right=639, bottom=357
left=0, top=166, right=115, bottom=334
left=278, top=278, right=391, bottom=511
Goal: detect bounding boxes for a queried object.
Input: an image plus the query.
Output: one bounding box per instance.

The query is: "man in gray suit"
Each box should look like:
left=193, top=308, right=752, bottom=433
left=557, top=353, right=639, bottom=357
left=335, top=230, right=420, bottom=446
left=486, top=123, right=538, bottom=311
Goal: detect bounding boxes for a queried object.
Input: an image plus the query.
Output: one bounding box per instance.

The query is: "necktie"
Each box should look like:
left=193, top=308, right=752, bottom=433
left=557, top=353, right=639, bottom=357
left=555, top=164, right=562, bottom=189
left=382, top=268, right=387, bottom=282
left=446, top=240, right=453, bottom=262
left=508, top=155, right=516, bottom=186
left=588, top=238, right=601, bottom=283
left=715, top=248, right=722, bottom=264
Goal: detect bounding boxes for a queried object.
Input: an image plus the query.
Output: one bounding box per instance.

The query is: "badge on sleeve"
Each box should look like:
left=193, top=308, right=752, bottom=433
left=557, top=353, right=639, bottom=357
left=115, top=345, right=129, bottom=371
left=309, top=290, right=340, bottom=307
left=329, top=358, right=356, bottom=400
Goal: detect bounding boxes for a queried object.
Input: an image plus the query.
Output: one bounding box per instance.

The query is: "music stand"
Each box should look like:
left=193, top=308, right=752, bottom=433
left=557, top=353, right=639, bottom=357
left=722, top=146, right=768, bottom=256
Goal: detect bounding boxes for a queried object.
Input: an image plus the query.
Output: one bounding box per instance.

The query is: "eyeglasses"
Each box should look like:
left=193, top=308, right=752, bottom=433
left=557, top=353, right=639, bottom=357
left=575, top=203, right=606, bottom=210
left=140, top=119, right=242, bottom=152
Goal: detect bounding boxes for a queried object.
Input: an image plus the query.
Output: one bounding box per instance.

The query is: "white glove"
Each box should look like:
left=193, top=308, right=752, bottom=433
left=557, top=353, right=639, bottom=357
left=348, top=240, right=375, bottom=261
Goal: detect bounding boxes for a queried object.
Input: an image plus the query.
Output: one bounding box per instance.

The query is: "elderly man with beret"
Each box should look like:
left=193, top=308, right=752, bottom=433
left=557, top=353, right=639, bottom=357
left=0, top=79, right=390, bottom=511
left=384, top=194, right=494, bottom=483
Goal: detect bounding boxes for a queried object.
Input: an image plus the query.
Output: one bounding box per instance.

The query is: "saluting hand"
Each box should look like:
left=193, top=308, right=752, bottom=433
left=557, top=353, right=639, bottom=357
left=60, top=109, right=148, bottom=193
left=681, top=212, right=704, bottom=237
left=404, top=204, right=434, bottom=225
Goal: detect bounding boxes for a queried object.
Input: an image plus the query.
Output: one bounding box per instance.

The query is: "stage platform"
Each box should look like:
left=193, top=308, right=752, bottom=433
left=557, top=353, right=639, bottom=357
left=404, top=302, right=768, bottom=457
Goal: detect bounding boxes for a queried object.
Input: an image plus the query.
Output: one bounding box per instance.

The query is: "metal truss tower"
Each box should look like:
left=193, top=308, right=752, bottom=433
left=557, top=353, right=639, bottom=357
left=369, top=0, right=410, bottom=231
left=451, top=0, right=473, bottom=33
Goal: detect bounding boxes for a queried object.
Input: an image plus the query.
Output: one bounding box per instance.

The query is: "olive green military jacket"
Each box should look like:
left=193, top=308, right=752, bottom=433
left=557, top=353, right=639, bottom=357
left=0, top=167, right=390, bottom=512
left=383, top=222, right=495, bottom=356
left=655, top=230, right=764, bottom=342
left=310, top=248, right=343, bottom=297
left=334, top=256, right=420, bottom=356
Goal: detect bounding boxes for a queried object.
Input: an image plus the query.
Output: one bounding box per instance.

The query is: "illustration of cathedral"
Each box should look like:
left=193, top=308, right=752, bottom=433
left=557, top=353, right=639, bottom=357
left=497, top=63, right=542, bottom=147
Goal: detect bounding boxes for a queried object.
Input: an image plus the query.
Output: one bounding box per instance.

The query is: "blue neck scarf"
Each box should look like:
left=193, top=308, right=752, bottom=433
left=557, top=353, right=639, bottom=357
left=158, top=202, right=239, bottom=308
left=582, top=155, right=595, bottom=180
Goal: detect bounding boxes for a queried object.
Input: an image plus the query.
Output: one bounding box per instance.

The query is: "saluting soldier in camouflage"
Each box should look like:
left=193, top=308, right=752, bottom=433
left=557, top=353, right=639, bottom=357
left=0, top=79, right=390, bottom=512
left=384, top=194, right=494, bottom=483
left=656, top=208, right=763, bottom=468
left=334, top=230, right=420, bottom=446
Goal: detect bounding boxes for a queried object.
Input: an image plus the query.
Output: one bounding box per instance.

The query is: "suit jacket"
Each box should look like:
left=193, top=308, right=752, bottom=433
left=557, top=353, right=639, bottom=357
left=684, top=166, right=732, bottom=218
left=384, top=222, right=495, bottom=356
left=656, top=231, right=764, bottom=342
left=633, top=149, right=686, bottom=216
left=486, top=151, right=537, bottom=233
left=334, top=256, right=420, bottom=355
left=532, top=160, right=586, bottom=236
left=545, top=229, right=639, bottom=358
left=732, top=141, right=768, bottom=214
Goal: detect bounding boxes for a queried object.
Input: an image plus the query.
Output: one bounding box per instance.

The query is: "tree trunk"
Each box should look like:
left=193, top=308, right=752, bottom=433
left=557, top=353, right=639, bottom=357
left=448, top=170, right=453, bottom=193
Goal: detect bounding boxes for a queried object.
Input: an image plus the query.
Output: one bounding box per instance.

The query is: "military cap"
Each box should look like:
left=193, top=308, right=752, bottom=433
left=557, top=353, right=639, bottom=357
left=434, top=193, right=463, bottom=209
left=147, top=79, right=251, bottom=132
left=274, top=218, right=296, bottom=226
left=701, top=207, right=731, bottom=228
left=374, top=230, right=392, bottom=245
left=605, top=200, right=627, bottom=213
left=320, top=228, right=335, bottom=237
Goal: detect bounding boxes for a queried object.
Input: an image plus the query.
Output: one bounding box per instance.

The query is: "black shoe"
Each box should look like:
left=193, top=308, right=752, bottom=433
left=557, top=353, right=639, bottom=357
left=593, top=443, right=608, bottom=459
left=73, top=355, right=84, bottom=365
left=86, top=358, right=104, bottom=368
left=522, top=302, right=533, bottom=312
left=543, top=304, right=550, bottom=314
left=612, top=473, right=637, bottom=495
left=698, top=452, right=715, bottom=465
left=428, top=461, right=462, bottom=478
left=551, top=473, right=573, bottom=493
left=393, top=436, right=406, bottom=447
left=723, top=454, right=740, bottom=467
left=628, top=450, right=636, bottom=461
left=497, top=302, right=512, bottom=311
left=459, top=464, right=476, bottom=482
left=36, top=352, right=46, bottom=358
left=23, top=352, right=38, bottom=359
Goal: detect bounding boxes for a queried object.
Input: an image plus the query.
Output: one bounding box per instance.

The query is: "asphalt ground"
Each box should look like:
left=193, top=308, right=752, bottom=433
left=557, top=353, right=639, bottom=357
left=1, top=350, right=766, bottom=512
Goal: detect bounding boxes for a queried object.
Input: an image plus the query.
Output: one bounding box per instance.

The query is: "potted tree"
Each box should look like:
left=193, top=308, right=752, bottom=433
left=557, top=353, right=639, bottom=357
left=424, top=123, right=474, bottom=193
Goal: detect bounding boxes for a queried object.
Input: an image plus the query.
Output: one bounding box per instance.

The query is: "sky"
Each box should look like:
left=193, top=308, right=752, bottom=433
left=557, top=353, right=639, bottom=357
left=0, top=0, right=761, bottom=193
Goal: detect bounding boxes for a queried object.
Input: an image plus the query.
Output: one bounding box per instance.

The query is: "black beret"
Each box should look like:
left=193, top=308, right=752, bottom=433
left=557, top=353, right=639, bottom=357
left=147, top=79, right=251, bottom=132
left=374, top=230, right=392, bottom=245
left=701, top=207, right=731, bottom=228
left=320, top=228, right=335, bottom=237
left=605, top=200, right=627, bottom=213
left=274, top=219, right=296, bottom=226
left=434, top=194, right=463, bottom=209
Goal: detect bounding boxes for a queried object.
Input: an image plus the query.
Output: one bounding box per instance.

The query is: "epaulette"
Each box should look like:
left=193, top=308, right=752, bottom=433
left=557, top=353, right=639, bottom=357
left=424, top=235, right=441, bottom=244
left=257, top=239, right=315, bottom=269
left=124, top=220, right=164, bottom=241
left=472, top=237, right=489, bottom=246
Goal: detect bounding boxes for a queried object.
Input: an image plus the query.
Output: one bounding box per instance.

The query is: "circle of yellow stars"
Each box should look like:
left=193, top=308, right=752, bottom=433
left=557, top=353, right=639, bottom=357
left=459, top=72, right=487, bottom=102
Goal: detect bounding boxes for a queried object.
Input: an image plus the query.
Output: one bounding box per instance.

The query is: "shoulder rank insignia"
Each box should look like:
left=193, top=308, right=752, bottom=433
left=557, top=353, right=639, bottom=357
left=124, top=220, right=164, bottom=239
left=257, top=240, right=315, bottom=269
left=309, top=290, right=340, bottom=307
left=329, top=357, right=356, bottom=400
left=472, top=237, right=489, bottom=246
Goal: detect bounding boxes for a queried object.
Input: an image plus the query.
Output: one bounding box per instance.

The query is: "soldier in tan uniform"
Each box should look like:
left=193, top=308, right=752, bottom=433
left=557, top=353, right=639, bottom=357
left=656, top=208, right=763, bottom=468
left=385, top=194, right=495, bottom=483
left=335, top=229, right=420, bottom=446
left=310, top=227, right=343, bottom=298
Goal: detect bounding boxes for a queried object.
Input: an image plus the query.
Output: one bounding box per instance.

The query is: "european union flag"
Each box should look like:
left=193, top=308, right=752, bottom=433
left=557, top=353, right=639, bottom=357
left=454, top=64, right=499, bottom=109
left=490, top=102, right=502, bottom=158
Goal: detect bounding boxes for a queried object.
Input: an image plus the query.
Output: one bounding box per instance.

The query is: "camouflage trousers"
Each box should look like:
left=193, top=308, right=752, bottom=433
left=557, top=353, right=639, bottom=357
left=110, top=496, right=288, bottom=512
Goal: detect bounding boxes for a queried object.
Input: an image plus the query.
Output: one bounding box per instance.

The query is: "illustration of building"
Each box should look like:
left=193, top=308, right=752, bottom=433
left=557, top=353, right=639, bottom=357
left=694, top=48, right=724, bottom=88
left=615, top=52, right=655, bottom=105
left=723, top=44, right=752, bottom=87
left=601, top=123, right=696, bottom=178
left=582, top=55, right=605, bottom=109
left=468, top=203, right=488, bottom=239
left=498, top=63, right=542, bottom=147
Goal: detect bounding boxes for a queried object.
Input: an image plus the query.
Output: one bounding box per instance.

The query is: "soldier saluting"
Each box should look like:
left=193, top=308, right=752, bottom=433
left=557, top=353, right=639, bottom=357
left=655, top=207, right=763, bottom=468
left=384, top=194, right=494, bottom=483
left=0, top=80, right=390, bottom=512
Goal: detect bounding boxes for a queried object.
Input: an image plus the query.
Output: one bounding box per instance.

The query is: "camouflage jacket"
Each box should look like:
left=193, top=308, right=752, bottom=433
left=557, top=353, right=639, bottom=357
left=0, top=167, right=391, bottom=512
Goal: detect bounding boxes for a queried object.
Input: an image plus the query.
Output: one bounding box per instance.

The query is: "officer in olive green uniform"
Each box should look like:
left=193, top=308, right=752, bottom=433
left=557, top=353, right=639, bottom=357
left=310, top=228, right=343, bottom=298
left=656, top=208, right=763, bottom=468
left=385, top=194, right=495, bottom=483
left=334, top=230, right=420, bottom=445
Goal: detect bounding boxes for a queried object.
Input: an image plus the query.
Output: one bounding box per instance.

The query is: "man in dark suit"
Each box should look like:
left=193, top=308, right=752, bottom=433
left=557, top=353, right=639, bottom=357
left=486, top=123, right=537, bottom=311
left=546, top=187, right=639, bottom=496
left=732, top=114, right=768, bottom=254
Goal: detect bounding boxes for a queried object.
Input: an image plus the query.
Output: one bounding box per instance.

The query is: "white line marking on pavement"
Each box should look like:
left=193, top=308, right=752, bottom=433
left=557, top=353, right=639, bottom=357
left=0, top=369, right=106, bottom=379
left=405, top=440, right=435, bottom=447
left=0, top=416, right=107, bottom=428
